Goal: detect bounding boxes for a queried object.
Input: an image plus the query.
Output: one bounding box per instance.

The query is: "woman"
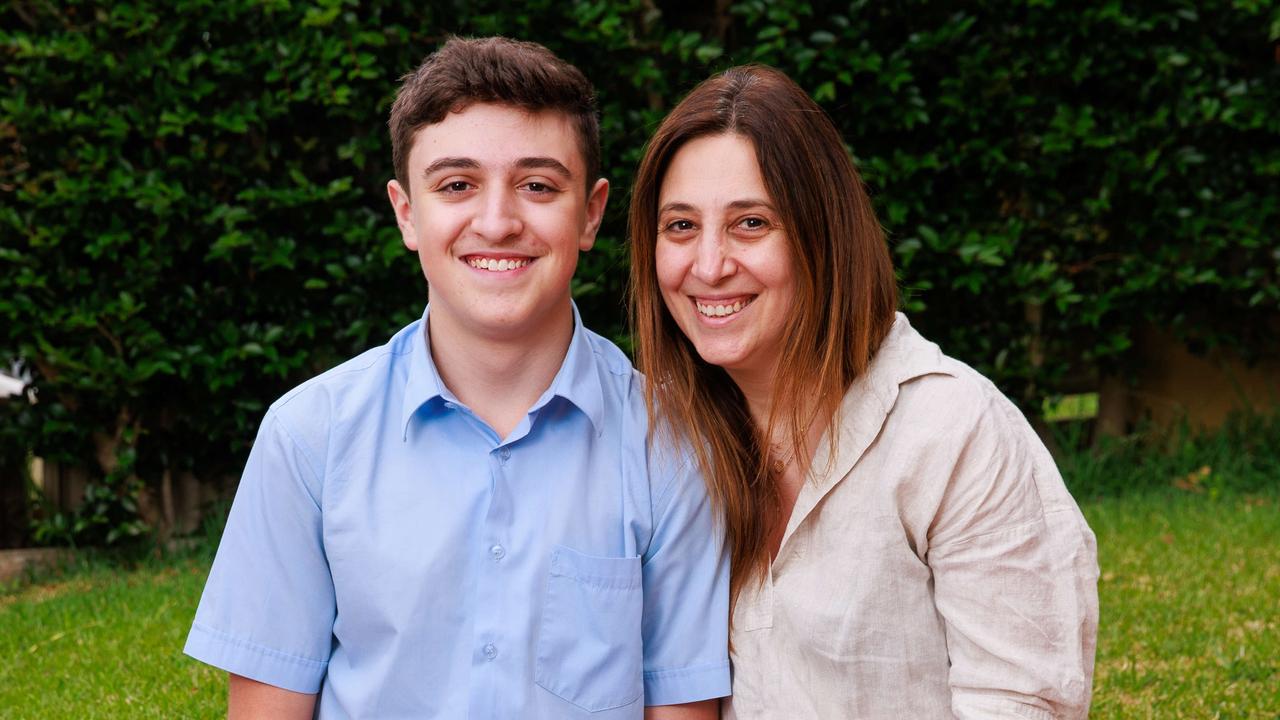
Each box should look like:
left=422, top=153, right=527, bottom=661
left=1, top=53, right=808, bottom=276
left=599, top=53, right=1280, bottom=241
left=629, top=65, right=1098, bottom=719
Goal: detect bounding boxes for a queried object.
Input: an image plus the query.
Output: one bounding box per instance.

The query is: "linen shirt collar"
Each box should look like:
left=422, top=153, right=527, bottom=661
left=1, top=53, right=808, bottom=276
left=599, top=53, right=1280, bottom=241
left=785, top=313, right=955, bottom=542
left=400, top=302, right=606, bottom=439
left=861, top=312, right=952, bottom=399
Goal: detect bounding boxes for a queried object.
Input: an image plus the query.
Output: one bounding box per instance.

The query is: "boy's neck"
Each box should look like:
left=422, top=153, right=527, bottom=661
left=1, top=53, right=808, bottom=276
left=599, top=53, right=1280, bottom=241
left=426, top=302, right=576, bottom=441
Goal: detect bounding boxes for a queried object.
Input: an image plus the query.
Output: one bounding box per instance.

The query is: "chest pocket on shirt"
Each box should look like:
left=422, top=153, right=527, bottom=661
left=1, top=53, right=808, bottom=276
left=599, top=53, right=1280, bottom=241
left=535, top=545, right=643, bottom=712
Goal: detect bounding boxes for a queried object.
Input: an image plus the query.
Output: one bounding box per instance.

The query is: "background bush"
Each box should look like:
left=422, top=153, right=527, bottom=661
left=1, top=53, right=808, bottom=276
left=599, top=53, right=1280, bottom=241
left=2, top=0, right=1278, bottom=544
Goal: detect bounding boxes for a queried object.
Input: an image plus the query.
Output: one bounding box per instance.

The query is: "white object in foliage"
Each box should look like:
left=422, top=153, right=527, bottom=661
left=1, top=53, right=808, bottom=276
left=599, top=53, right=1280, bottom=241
left=0, top=373, right=24, bottom=399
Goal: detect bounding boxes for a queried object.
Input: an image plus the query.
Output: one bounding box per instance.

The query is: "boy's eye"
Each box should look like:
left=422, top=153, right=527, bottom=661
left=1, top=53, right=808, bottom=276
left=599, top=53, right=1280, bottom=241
left=441, top=181, right=473, bottom=193
left=523, top=182, right=559, bottom=194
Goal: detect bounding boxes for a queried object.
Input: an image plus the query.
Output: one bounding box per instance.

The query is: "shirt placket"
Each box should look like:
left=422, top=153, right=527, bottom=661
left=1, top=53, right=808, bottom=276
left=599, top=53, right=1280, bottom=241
left=467, top=440, right=515, bottom=719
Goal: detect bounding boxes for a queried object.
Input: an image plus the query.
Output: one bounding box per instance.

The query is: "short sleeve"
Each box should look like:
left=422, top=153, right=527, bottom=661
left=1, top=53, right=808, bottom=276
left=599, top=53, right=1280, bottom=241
left=183, top=410, right=336, bottom=693
left=639, top=447, right=732, bottom=706
left=927, top=392, right=1099, bottom=719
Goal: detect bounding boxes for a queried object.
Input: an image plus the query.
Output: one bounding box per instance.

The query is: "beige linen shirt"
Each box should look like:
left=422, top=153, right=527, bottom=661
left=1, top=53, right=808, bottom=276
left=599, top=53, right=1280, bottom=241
left=724, top=314, right=1098, bottom=720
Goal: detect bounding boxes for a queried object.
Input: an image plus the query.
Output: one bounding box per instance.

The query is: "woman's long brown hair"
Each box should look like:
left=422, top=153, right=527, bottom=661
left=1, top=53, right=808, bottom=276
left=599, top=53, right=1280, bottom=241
left=629, top=65, right=899, bottom=607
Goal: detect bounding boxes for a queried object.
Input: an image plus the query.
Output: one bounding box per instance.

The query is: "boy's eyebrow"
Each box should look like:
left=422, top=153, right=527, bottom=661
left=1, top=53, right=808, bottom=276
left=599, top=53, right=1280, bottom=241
left=421, top=156, right=573, bottom=180
left=422, top=157, right=480, bottom=177
left=515, top=156, right=573, bottom=178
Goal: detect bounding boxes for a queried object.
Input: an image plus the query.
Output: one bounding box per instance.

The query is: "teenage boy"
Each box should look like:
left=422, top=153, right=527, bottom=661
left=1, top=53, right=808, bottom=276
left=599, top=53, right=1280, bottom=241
left=185, top=37, right=729, bottom=719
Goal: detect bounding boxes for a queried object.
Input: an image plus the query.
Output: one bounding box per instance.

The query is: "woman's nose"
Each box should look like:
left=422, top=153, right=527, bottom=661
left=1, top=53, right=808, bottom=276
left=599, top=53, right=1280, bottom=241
left=692, top=231, right=734, bottom=284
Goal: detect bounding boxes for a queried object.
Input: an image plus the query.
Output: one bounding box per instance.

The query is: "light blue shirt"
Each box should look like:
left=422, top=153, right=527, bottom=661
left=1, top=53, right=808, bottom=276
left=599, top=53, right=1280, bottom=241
left=185, top=305, right=730, bottom=718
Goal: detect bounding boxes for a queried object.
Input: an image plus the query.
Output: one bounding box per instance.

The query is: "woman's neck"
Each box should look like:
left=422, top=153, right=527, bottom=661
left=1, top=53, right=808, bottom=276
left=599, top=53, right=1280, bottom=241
left=730, top=365, right=818, bottom=476
left=727, top=365, right=776, bottom=432
left=728, top=363, right=839, bottom=560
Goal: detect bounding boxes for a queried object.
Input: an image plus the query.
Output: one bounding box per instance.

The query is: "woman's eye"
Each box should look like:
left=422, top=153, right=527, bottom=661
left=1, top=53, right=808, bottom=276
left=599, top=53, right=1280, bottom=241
left=666, top=220, right=695, bottom=232
left=740, top=217, right=767, bottom=230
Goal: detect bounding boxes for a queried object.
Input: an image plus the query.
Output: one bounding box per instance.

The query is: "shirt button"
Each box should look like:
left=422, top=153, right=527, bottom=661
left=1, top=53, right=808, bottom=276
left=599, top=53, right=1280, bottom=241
left=490, top=544, right=505, bottom=561
left=483, top=643, right=497, bottom=660
left=443, top=401, right=457, bottom=410
left=499, top=448, right=511, bottom=462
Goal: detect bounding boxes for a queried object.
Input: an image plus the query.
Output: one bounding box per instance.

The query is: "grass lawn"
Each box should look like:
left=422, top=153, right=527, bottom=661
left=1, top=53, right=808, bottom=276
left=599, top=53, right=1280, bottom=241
left=0, top=553, right=223, bottom=718
left=1086, top=490, right=1280, bottom=718
left=2, top=489, right=1277, bottom=718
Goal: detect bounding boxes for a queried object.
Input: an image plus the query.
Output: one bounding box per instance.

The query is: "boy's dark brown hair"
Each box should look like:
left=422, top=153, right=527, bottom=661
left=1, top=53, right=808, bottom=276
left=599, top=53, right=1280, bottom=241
left=389, top=36, right=601, bottom=193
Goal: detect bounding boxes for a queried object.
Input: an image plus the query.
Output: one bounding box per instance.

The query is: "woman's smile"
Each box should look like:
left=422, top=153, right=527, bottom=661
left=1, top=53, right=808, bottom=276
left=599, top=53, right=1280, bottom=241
left=693, top=295, right=755, bottom=320
left=654, top=133, right=795, bottom=382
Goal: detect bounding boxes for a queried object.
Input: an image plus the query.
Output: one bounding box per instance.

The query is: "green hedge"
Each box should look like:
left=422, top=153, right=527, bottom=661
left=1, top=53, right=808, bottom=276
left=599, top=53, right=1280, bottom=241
left=2, top=0, right=1278, bottom=544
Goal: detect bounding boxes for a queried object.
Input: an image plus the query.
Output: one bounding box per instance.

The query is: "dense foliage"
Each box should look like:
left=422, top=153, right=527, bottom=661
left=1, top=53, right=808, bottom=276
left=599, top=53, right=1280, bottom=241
left=2, top=0, right=1278, bottom=544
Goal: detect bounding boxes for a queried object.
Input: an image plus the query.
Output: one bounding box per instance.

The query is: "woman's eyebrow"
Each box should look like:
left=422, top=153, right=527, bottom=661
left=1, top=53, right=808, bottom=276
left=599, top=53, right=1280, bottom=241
left=726, top=198, right=775, bottom=211
left=658, top=199, right=775, bottom=214
left=658, top=201, right=697, bottom=215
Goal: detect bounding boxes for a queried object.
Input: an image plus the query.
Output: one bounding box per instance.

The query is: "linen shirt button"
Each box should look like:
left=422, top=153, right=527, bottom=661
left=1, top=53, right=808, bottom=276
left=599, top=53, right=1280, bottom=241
left=483, top=643, right=497, bottom=660
left=490, top=544, right=505, bottom=561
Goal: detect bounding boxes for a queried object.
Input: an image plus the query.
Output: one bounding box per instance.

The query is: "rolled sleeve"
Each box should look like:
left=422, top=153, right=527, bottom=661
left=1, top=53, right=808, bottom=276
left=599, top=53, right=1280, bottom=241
left=184, top=410, right=336, bottom=694
left=929, top=396, right=1099, bottom=719
left=640, top=451, right=732, bottom=706
left=931, top=512, right=1098, bottom=719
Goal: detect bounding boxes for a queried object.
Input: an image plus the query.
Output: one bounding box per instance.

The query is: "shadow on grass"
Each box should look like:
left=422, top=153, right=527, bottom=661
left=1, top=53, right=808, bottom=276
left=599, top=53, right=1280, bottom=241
left=1054, top=409, right=1280, bottom=500
left=1, top=496, right=229, bottom=597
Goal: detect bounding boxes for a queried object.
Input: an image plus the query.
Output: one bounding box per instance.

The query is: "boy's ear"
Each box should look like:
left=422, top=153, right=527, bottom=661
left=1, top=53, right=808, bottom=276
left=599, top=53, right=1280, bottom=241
left=387, top=179, right=418, bottom=251
left=579, top=177, right=609, bottom=252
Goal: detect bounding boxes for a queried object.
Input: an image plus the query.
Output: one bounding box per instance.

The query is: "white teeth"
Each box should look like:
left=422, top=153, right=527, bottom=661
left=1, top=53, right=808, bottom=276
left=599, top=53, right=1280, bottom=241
left=696, top=299, right=750, bottom=318
left=468, top=257, right=530, bottom=271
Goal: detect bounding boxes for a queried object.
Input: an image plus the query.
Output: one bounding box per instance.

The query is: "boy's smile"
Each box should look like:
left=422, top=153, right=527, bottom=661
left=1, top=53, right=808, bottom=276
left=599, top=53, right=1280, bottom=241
left=387, top=103, right=609, bottom=346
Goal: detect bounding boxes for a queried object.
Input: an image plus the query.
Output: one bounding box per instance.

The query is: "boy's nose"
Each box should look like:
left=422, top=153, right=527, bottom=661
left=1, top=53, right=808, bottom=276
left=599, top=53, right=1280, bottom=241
left=472, top=190, right=523, bottom=241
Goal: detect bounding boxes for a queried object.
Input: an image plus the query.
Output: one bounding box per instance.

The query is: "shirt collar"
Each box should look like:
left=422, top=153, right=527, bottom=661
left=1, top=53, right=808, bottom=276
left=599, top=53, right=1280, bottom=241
left=400, top=306, right=448, bottom=439
left=862, top=312, right=952, bottom=402
left=830, top=312, right=955, bottom=445
left=784, top=312, right=955, bottom=548
left=400, top=302, right=605, bottom=439
left=539, top=302, right=606, bottom=436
